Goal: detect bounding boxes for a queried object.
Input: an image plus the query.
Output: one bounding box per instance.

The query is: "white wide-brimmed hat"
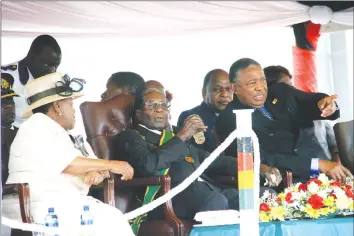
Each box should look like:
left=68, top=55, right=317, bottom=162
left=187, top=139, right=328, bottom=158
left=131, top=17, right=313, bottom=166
left=21, top=72, right=84, bottom=119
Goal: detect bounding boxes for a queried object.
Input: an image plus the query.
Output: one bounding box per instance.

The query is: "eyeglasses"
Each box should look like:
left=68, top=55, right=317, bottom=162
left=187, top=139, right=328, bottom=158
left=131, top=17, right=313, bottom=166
left=144, top=101, right=170, bottom=110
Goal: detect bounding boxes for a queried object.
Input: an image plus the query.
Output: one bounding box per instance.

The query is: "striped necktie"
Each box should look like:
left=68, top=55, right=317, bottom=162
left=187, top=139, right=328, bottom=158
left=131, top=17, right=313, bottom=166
left=257, top=106, right=274, bottom=120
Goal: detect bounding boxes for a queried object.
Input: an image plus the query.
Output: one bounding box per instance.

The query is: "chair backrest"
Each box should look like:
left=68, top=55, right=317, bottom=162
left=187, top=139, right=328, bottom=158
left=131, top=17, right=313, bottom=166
left=80, top=94, right=135, bottom=160
left=334, top=120, right=354, bottom=173
left=80, top=94, right=141, bottom=213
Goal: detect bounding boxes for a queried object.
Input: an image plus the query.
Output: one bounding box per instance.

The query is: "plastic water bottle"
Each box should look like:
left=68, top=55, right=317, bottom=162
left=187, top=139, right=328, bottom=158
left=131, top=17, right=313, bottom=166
left=43, top=207, right=59, bottom=236
left=80, top=205, right=94, bottom=236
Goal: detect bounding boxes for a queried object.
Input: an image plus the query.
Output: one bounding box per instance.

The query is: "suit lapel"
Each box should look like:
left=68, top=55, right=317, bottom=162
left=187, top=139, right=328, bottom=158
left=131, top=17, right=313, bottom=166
left=264, top=92, right=289, bottom=121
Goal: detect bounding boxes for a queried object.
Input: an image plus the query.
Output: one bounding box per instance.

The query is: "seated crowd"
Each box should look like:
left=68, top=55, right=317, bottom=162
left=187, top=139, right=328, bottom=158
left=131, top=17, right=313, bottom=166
left=1, top=34, right=353, bottom=235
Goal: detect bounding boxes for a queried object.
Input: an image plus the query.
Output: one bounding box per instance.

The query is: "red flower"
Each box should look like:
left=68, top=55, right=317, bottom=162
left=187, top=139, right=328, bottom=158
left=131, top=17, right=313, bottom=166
left=298, top=183, right=307, bottom=192
left=285, top=192, right=294, bottom=203
left=330, top=181, right=341, bottom=188
left=260, top=203, right=271, bottom=212
left=276, top=197, right=282, bottom=204
left=307, top=178, right=322, bottom=186
left=330, top=193, right=337, bottom=199
left=345, top=189, right=354, bottom=199
left=308, top=194, right=324, bottom=209
left=344, top=184, right=353, bottom=190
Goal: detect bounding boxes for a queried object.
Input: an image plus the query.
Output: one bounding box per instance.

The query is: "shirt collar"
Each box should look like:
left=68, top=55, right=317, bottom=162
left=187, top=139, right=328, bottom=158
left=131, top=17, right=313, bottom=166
left=138, top=124, right=161, bottom=135
left=200, top=102, right=220, bottom=116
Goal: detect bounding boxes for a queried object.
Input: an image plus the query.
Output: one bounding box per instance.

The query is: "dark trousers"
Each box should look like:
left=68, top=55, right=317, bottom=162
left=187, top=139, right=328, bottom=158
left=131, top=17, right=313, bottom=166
left=148, top=181, right=274, bottom=221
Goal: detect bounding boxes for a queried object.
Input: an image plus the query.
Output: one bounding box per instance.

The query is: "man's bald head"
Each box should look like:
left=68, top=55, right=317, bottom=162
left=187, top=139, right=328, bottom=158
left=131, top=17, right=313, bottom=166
left=146, top=80, right=165, bottom=92
left=202, top=69, right=229, bottom=91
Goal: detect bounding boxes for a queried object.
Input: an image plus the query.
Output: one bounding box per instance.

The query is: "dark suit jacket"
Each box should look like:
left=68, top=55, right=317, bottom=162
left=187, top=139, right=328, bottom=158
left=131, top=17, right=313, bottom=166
left=112, top=129, right=237, bottom=187
left=177, top=102, right=219, bottom=153
left=216, top=83, right=340, bottom=182
left=1, top=127, right=17, bottom=186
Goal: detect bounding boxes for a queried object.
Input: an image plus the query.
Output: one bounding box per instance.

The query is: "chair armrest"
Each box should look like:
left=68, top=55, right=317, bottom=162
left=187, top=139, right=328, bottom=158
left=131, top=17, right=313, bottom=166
left=3, top=183, right=32, bottom=223
left=112, top=175, right=186, bottom=235
left=114, top=176, right=169, bottom=187
left=209, top=170, right=293, bottom=191
left=160, top=176, right=185, bottom=236
left=281, top=170, right=293, bottom=189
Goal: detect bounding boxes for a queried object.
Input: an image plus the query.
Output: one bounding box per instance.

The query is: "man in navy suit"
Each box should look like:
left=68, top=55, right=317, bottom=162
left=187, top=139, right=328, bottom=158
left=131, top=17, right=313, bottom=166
left=178, top=69, right=233, bottom=152
left=216, top=58, right=353, bottom=183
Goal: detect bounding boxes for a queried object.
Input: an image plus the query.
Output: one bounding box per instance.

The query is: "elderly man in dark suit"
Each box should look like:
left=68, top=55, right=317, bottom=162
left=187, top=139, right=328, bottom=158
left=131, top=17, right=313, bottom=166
left=216, top=58, right=353, bottom=183
left=112, top=86, right=243, bottom=221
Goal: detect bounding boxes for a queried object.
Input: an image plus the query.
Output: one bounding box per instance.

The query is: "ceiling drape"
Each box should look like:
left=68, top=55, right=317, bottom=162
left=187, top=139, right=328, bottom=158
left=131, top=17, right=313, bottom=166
left=2, top=1, right=353, bottom=37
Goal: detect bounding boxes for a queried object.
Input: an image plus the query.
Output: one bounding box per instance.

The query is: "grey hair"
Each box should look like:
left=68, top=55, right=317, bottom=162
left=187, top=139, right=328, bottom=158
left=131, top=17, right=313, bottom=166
left=144, top=88, right=166, bottom=97
left=229, top=58, right=261, bottom=84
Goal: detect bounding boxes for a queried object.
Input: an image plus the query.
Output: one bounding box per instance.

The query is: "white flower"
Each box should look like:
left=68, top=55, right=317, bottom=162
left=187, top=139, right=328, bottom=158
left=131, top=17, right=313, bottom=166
left=318, top=174, right=329, bottom=184
left=336, top=195, right=351, bottom=210
left=261, top=190, right=270, bottom=201
left=317, top=190, right=329, bottom=199
left=299, top=191, right=307, bottom=199
left=308, top=182, right=320, bottom=194
left=333, top=188, right=346, bottom=198
left=292, top=192, right=302, bottom=201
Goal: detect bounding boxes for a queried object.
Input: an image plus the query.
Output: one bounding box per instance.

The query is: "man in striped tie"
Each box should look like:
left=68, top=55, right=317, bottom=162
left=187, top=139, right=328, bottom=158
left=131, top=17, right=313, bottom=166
left=216, top=58, right=353, bottom=184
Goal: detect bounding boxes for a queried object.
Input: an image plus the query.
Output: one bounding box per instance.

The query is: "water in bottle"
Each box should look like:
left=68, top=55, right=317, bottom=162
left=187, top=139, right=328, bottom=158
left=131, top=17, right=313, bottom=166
left=80, top=205, right=94, bottom=236
left=43, top=207, right=59, bottom=236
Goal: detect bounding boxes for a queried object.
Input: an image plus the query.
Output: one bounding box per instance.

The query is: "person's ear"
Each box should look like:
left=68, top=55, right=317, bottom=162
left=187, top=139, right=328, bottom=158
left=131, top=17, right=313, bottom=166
left=202, top=88, right=206, bottom=100
left=232, top=83, right=238, bottom=94
left=52, top=101, right=62, bottom=116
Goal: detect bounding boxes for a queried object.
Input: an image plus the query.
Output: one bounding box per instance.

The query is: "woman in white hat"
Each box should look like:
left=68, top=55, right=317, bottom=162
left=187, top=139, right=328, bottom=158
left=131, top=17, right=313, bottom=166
left=2, top=72, right=135, bottom=235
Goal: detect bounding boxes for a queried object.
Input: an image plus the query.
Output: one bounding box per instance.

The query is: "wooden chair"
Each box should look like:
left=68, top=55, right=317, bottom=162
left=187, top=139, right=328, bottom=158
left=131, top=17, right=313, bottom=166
left=2, top=127, right=32, bottom=236
left=334, top=120, right=354, bottom=174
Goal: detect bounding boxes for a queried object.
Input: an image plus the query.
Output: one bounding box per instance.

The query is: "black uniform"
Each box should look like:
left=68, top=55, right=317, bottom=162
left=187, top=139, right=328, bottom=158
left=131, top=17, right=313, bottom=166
left=216, top=83, right=340, bottom=182
left=1, top=128, right=17, bottom=186
left=112, top=125, right=241, bottom=220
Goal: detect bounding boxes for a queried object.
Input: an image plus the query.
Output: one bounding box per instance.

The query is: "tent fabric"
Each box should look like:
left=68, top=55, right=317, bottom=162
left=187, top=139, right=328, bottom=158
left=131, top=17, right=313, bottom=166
left=292, top=21, right=322, bottom=92
left=1, top=1, right=353, bottom=37
left=292, top=46, right=318, bottom=92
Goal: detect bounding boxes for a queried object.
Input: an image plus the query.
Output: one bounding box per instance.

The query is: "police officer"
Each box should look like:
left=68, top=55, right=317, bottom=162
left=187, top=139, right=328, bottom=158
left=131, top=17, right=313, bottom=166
left=1, top=34, right=62, bottom=128
left=1, top=73, right=19, bottom=185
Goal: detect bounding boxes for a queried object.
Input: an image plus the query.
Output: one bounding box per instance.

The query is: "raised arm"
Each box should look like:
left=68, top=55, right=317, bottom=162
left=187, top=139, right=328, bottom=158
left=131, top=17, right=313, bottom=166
left=285, top=84, right=340, bottom=121
left=113, top=130, right=191, bottom=176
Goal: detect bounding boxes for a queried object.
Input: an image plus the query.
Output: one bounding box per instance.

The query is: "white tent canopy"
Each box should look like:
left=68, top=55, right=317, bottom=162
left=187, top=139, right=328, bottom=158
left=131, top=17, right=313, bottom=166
left=2, top=1, right=353, bottom=37
left=1, top=1, right=353, bottom=136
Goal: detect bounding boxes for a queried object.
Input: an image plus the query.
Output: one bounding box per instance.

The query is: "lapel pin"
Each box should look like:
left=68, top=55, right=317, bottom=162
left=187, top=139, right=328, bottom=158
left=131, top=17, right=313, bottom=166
left=272, top=98, right=278, bottom=104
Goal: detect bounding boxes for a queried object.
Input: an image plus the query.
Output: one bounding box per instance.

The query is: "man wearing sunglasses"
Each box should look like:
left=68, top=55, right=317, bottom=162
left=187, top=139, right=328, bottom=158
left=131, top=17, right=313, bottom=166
left=178, top=69, right=233, bottom=153
left=1, top=34, right=62, bottom=129
left=113, top=85, right=275, bottom=223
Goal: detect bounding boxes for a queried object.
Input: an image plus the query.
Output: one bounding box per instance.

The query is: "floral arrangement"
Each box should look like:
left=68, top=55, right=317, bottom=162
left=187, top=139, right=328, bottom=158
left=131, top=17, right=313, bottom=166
left=259, top=174, right=354, bottom=222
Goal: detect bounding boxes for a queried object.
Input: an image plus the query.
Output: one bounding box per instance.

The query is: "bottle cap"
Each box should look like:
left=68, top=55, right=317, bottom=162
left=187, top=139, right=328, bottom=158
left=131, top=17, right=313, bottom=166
left=84, top=205, right=89, bottom=211
left=48, top=207, right=54, bottom=213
